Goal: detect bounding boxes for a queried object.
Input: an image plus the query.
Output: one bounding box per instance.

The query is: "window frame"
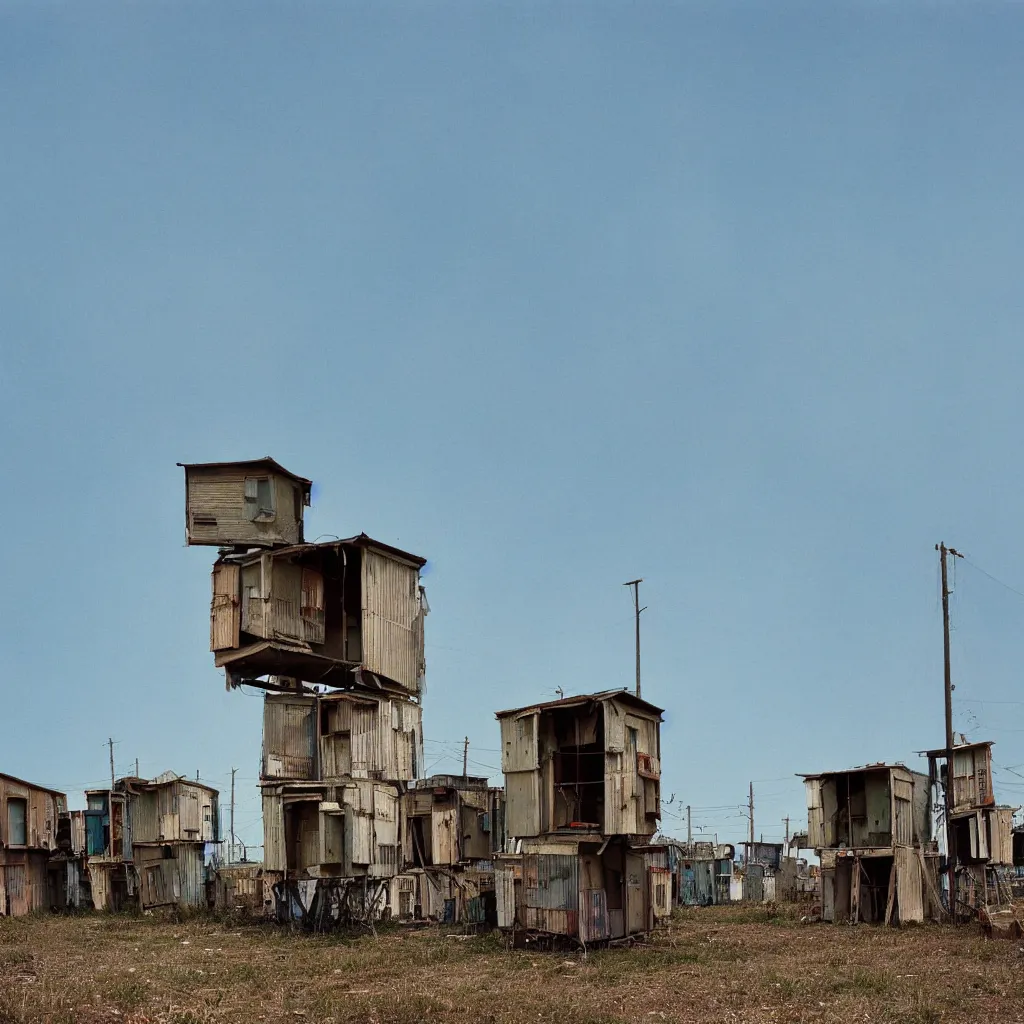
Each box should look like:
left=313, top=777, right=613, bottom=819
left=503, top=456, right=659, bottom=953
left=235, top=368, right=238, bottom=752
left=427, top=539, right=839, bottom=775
left=7, top=797, right=28, bottom=847
left=244, top=476, right=276, bottom=523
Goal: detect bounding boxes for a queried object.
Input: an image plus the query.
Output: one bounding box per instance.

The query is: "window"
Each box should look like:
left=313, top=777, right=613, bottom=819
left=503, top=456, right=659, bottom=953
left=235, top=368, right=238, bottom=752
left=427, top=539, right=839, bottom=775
left=244, top=477, right=275, bottom=522
left=627, top=727, right=638, bottom=754
left=8, top=798, right=27, bottom=846
left=300, top=568, right=325, bottom=643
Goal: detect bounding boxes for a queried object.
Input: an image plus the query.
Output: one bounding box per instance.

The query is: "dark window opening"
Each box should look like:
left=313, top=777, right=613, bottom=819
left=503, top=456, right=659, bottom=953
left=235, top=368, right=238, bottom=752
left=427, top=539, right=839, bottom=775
left=551, top=707, right=605, bottom=830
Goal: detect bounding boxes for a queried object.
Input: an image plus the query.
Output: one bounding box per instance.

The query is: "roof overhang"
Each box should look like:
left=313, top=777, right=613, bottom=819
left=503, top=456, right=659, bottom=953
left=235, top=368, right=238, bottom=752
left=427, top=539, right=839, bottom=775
left=220, top=532, right=426, bottom=570
left=920, top=740, right=994, bottom=758
left=496, top=688, right=664, bottom=720
left=177, top=457, right=312, bottom=495
left=0, top=773, right=66, bottom=800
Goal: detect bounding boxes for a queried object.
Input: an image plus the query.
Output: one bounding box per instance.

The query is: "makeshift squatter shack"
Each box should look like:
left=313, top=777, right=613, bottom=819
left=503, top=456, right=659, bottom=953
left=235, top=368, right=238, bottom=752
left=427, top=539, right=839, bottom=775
left=494, top=690, right=664, bottom=945
left=802, top=763, right=939, bottom=924
left=0, top=774, right=66, bottom=917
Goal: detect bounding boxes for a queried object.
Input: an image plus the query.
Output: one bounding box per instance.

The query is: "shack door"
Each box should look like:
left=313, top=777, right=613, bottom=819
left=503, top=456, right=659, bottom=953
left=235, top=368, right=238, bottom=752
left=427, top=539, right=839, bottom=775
left=625, top=852, right=649, bottom=935
left=210, top=564, right=241, bottom=651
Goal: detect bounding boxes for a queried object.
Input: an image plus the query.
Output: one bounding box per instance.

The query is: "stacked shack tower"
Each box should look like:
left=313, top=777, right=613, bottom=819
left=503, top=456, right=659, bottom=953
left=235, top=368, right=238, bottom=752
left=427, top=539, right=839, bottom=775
left=180, top=458, right=429, bottom=924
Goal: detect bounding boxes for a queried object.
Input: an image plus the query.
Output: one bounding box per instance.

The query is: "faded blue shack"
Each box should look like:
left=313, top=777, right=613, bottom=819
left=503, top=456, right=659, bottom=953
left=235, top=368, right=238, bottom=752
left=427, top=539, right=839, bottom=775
left=663, top=840, right=735, bottom=906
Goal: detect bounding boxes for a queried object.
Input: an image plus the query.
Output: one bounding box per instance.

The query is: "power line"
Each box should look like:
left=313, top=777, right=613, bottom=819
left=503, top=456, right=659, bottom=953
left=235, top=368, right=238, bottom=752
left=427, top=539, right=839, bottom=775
left=961, top=556, right=1024, bottom=602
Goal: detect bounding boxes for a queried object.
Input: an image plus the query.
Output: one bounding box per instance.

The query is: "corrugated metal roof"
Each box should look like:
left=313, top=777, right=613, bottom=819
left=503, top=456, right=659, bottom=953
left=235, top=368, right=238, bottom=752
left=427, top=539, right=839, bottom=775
left=798, top=763, right=928, bottom=781
left=495, top=689, right=664, bottom=720
left=224, top=534, right=426, bottom=570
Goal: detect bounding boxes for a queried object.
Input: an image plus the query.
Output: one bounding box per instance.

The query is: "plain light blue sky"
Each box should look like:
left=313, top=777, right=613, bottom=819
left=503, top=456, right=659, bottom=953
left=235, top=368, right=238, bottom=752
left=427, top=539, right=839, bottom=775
left=4, top=3, right=1024, bottom=854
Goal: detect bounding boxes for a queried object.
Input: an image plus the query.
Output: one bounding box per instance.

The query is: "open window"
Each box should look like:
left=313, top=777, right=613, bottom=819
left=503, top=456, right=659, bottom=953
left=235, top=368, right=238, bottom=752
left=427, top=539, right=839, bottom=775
left=552, top=707, right=605, bottom=830
left=244, top=477, right=276, bottom=522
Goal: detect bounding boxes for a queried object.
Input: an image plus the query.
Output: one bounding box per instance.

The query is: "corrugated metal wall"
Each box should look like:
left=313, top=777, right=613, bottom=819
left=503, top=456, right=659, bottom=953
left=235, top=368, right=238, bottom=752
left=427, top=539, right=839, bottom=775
left=495, top=863, right=518, bottom=929
left=579, top=888, right=609, bottom=942
left=334, top=697, right=420, bottom=782
left=268, top=561, right=304, bottom=642
left=262, top=792, right=286, bottom=872
left=523, top=852, right=579, bottom=936
left=263, top=696, right=317, bottom=779
left=361, top=548, right=422, bottom=695
left=0, top=854, right=49, bottom=917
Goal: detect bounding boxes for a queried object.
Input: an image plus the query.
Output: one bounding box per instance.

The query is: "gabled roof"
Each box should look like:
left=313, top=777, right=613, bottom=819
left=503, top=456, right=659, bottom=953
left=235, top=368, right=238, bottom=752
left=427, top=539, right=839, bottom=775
left=177, top=457, right=312, bottom=491
left=495, top=688, right=664, bottom=720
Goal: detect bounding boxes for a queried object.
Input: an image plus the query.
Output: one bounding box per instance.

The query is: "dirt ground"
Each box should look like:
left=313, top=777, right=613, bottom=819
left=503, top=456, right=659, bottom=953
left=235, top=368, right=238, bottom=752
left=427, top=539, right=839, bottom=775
left=0, top=904, right=1022, bottom=1024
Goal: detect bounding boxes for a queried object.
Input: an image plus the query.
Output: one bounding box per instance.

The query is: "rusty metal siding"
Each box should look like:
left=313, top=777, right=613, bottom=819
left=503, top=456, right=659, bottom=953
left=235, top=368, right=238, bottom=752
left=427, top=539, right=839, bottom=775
left=523, top=852, right=579, bottom=937
left=0, top=852, right=49, bottom=917
left=262, top=792, right=286, bottom=872
left=263, top=696, right=317, bottom=780
left=580, top=888, right=609, bottom=942
left=184, top=466, right=303, bottom=548
left=361, top=548, right=422, bottom=695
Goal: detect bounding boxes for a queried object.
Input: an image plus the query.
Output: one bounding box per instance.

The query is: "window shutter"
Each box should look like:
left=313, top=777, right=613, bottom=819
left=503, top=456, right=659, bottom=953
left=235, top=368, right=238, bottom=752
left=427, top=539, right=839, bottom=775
left=244, top=478, right=259, bottom=521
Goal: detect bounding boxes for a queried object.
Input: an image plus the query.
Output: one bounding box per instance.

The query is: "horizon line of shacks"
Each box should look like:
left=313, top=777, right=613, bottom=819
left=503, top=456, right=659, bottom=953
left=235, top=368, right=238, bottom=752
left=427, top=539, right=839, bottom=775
left=2, top=457, right=1021, bottom=935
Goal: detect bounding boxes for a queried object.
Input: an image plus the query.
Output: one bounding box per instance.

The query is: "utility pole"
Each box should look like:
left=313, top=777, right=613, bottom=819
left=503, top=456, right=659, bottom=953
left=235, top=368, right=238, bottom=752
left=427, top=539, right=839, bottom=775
left=687, top=805, right=692, bottom=847
left=230, top=767, right=237, bottom=866
left=463, top=737, right=469, bottom=778
left=783, top=816, right=790, bottom=843
left=134, top=758, right=139, bottom=778
left=623, top=579, right=645, bottom=698
left=108, top=738, right=116, bottom=789
left=748, top=782, right=755, bottom=853
left=937, top=542, right=962, bottom=922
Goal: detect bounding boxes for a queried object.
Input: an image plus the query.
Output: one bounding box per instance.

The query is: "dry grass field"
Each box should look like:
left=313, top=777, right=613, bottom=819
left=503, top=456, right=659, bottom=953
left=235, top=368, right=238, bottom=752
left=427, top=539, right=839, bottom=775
left=1, top=905, right=1022, bottom=1024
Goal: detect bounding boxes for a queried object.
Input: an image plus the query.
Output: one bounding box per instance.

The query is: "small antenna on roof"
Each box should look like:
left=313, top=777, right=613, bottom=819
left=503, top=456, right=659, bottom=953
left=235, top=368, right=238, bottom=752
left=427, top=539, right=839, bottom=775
left=555, top=687, right=564, bottom=700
